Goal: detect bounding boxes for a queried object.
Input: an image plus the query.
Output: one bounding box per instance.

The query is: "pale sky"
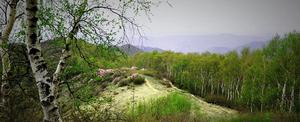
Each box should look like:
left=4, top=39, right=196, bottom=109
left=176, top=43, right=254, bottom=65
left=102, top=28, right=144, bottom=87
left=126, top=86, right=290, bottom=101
left=137, top=0, right=300, bottom=36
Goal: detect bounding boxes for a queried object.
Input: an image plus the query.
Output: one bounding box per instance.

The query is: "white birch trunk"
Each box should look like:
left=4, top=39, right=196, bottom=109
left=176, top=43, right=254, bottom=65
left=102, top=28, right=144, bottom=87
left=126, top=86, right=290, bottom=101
left=25, top=0, right=62, bottom=121
left=289, top=80, right=295, bottom=112
left=280, top=80, right=287, bottom=112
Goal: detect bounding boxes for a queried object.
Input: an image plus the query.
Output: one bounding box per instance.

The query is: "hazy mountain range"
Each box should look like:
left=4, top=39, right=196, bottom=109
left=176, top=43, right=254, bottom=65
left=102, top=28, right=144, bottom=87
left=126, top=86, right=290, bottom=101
left=136, top=34, right=273, bottom=53
left=119, top=44, right=164, bottom=55
left=208, top=41, right=269, bottom=54
left=121, top=33, right=274, bottom=55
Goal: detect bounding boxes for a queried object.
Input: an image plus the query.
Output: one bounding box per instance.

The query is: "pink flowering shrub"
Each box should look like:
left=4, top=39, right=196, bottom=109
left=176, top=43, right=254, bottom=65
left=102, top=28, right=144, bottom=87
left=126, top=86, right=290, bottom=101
left=96, top=68, right=145, bottom=86
left=96, top=69, right=114, bottom=77
left=129, top=73, right=145, bottom=85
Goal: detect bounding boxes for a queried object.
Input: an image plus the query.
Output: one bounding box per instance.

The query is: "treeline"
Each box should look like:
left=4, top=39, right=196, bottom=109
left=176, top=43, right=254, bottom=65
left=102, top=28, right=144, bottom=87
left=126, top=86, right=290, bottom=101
left=128, top=32, right=300, bottom=112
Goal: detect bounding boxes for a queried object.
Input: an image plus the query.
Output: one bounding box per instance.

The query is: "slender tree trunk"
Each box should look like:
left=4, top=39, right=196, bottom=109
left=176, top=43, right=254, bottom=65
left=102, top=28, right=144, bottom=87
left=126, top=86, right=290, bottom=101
left=25, top=0, right=62, bottom=121
left=210, top=75, right=214, bottom=95
left=54, top=27, right=80, bottom=100
left=216, top=82, right=219, bottom=95
left=194, top=80, right=197, bottom=93
left=280, top=80, right=287, bottom=112
left=250, top=92, right=253, bottom=113
left=250, top=77, right=255, bottom=112
left=250, top=102, right=253, bottom=112
left=0, top=0, right=18, bottom=106
left=289, top=80, right=295, bottom=112
left=227, top=88, right=230, bottom=100
left=299, top=88, right=300, bottom=111
left=261, top=57, right=265, bottom=112
left=260, top=84, right=265, bottom=112
left=230, top=82, right=233, bottom=100
left=220, top=83, right=223, bottom=95
left=277, top=82, right=281, bottom=109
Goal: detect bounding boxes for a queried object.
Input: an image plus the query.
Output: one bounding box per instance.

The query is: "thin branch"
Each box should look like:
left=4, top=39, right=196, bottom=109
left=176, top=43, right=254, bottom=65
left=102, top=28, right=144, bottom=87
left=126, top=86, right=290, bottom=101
left=85, top=5, right=140, bottom=27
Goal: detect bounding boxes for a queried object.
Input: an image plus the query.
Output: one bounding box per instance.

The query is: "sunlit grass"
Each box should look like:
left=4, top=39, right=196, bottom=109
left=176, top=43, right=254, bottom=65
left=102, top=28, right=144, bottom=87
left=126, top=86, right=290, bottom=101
left=128, top=92, right=193, bottom=121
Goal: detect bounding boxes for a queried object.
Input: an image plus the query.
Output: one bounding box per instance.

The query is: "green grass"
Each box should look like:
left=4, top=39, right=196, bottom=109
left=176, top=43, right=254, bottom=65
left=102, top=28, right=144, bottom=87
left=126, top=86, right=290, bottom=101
left=74, top=84, right=95, bottom=102
left=227, top=112, right=300, bottom=122
left=128, top=92, right=193, bottom=121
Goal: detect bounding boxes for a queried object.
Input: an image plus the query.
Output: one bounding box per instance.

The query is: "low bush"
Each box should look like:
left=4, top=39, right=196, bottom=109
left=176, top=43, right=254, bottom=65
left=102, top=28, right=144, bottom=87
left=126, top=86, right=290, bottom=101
left=205, top=95, right=236, bottom=109
left=160, top=79, right=172, bottom=88
left=74, top=84, right=95, bottom=102
left=118, top=78, right=130, bottom=87
left=130, top=75, right=145, bottom=85
left=137, top=70, right=158, bottom=77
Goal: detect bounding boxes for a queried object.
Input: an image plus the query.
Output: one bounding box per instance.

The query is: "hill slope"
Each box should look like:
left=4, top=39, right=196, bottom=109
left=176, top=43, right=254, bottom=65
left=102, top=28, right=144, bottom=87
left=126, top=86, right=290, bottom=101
left=81, top=73, right=237, bottom=121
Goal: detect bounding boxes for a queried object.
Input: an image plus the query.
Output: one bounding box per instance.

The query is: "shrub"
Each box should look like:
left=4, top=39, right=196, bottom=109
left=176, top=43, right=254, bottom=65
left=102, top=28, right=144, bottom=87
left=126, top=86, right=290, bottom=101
left=96, top=69, right=114, bottom=77
left=129, top=75, right=145, bottom=85
left=74, top=84, right=95, bottom=102
left=160, top=79, right=172, bottom=88
left=94, top=77, right=103, bottom=82
left=137, top=70, right=158, bottom=77
left=112, top=76, right=123, bottom=85
left=205, top=95, right=236, bottom=108
left=117, top=78, right=130, bottom=87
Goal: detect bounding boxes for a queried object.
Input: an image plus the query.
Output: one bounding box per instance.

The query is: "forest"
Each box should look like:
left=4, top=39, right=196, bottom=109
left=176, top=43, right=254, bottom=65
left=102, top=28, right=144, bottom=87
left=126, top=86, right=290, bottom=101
left=0, top=0, right=300, bottom=122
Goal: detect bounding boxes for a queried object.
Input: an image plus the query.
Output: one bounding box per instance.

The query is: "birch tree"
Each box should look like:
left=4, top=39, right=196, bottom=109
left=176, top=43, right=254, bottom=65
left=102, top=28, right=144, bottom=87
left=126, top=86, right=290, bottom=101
left=26, top=0, right=62, bottom=121
left=0, top=0, right=21, bottom=107
left=25, top=0, right=155, bottom=121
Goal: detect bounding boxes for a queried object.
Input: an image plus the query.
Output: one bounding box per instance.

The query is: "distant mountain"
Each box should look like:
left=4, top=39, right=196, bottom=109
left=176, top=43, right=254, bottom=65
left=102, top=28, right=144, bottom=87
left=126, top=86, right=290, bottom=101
left=120, top=34, right=271, bottom=55
left=205, top=40, right=269, bottom=54
left=236, top=41, right=269, bottom=52
left=139, top=46, right=164, bottom=52
left=139, top=34, right=273, bottom=53
left=119, top=44, right=143, bottom=55
left=207, top=47, right=232, bottom=54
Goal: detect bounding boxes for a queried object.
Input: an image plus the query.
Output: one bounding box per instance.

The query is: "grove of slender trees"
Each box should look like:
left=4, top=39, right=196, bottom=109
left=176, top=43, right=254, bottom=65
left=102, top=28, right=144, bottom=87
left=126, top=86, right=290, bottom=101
left=130, top=32, right=300, bottom=113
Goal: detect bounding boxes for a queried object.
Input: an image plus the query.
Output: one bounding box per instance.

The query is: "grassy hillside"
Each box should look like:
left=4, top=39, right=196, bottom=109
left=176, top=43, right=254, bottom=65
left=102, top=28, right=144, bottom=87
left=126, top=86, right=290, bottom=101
left=73, top=68, right=237, bottom=121
left=7, top=37, right=298, bottom=122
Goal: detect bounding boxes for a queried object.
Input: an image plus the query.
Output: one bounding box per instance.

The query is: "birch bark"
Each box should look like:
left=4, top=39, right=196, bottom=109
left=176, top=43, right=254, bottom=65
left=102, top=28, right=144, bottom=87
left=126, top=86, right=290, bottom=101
left=26, top=0, right=62, bottom=121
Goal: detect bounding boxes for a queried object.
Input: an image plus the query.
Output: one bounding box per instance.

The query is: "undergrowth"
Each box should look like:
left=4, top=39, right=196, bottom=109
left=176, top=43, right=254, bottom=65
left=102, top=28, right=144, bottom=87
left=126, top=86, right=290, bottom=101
left=127, top=92, right=195, bottom=122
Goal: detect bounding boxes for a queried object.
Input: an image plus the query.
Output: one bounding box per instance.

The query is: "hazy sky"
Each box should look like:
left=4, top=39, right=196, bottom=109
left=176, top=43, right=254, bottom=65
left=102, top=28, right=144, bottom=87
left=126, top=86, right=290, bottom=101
left=137, top=0, right=300, bottom=36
